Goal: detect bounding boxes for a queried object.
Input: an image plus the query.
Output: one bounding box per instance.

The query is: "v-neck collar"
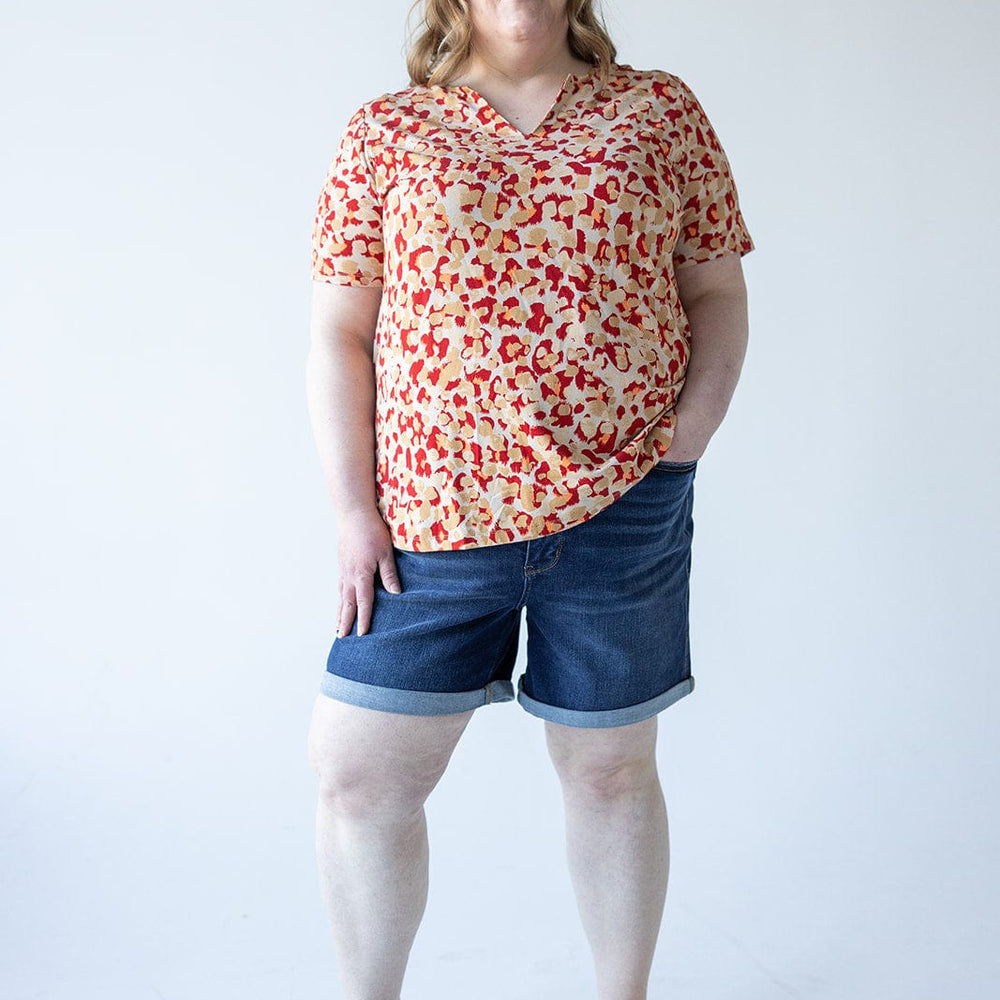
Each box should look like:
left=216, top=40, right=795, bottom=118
left=447, top=64, right=607, bottom=138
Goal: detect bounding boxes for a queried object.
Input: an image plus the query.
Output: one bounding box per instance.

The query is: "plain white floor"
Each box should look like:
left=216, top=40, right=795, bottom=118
left=2, top=1, right=999, bottom=997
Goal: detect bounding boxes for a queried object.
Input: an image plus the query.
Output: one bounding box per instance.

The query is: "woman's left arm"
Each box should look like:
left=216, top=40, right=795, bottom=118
left=668, top=252, right=750, bottom=462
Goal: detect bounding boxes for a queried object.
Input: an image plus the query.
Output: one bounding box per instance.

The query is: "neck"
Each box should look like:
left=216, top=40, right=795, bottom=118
left=462, top=18, right=580, bottom=88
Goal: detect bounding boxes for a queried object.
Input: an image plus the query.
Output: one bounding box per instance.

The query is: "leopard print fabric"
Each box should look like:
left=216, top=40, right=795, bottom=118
left=311, top=63, right=754, bottom=551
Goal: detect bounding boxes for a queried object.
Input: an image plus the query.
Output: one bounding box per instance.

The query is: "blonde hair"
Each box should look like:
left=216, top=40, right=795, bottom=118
left=405, top=0, right=617, bottom=89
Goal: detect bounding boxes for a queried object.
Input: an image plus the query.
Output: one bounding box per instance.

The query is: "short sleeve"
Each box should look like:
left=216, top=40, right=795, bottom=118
left=310, top=105, right=385, bottom=286
left=669, top=76, right=755, bottom=269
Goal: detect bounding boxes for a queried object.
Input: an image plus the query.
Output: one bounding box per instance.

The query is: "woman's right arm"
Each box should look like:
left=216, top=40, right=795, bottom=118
left=306, top=280, right=402, bottom=638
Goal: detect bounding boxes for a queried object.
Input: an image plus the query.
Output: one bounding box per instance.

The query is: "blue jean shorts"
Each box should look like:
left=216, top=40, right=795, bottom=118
left=319, top=458, right=698, bottom=728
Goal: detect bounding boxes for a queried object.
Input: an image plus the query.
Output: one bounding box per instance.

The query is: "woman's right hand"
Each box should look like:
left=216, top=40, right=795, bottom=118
left=335, top=507, right=402, bottom=638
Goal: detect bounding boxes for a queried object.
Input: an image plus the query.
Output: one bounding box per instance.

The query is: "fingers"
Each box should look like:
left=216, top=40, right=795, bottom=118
left=336, top=585, right=354, bottom=638
left=336, top=577, right=376, bottom=637
left=354, top=576, right=375, bottom=636
left=335, top=578, right=346, bottom=636
left=378, top=551, right=403, bottom=595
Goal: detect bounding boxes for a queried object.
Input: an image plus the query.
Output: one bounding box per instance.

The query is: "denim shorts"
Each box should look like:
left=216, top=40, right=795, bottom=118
left=319, top=458, right=698, bottom=729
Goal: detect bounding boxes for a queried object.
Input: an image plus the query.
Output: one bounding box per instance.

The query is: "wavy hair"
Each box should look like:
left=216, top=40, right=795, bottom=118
left=405, top=0, right=617, bottom=89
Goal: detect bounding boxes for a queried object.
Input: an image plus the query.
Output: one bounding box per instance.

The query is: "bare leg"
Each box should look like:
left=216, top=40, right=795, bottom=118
left=307, top=694, right=475, bottom=1000
left=545, top=715, right=668, bottom=1000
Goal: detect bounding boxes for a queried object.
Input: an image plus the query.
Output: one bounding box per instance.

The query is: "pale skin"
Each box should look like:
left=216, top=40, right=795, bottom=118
left=306, top=3, right=750, bottom=998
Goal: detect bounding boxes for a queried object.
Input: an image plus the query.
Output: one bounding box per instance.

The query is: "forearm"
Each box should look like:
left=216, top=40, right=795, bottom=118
left=305, top=341, right=378, bottom=516
left=673, top=287, right=749, bottom=453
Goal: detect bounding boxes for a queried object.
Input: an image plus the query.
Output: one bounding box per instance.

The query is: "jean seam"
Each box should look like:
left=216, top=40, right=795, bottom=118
left=523, top=537, right=565, bottom=578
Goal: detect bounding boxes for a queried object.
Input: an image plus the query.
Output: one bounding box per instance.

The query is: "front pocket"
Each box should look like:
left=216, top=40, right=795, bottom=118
left=653, top=458, right=698, bottom=473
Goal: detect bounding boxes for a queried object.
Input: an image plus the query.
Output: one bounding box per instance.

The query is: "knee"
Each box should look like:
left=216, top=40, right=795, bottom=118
left=545, top=720, right=660, bottom=802
left=310, top=743, right=438, bottom=822
left=554, top=753, right=659, bottom=802
left=307, top=707, right=449, bottom=822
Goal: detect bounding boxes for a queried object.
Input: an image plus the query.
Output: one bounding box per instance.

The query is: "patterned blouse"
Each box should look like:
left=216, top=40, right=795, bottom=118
left=310, top=62, right=754, bottom=551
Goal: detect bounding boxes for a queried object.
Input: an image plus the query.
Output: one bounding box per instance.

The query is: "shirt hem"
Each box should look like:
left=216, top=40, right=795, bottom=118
left=385, top=460, right=668, bottom=553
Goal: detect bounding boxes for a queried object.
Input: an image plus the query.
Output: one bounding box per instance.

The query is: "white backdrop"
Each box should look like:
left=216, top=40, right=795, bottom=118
left=2, top=1, right=998, bottom=998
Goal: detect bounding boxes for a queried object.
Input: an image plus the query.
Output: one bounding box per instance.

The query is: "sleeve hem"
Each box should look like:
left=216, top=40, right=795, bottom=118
left=672, top=236, right=755, bottom=270
left=311, top=272, right=384, bottom=288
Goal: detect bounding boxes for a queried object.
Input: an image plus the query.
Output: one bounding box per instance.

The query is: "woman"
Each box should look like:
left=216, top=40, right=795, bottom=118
left=306, top=0, right=754, bottom=996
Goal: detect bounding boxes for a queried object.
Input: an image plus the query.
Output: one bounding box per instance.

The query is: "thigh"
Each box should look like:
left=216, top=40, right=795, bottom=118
left=518, top=460, right=698, bottom=728
left=307, top=692, right=475, bottom=792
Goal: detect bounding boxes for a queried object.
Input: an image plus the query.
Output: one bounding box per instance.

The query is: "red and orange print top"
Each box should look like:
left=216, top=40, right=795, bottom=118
left=311, top=63, right=754, bottom=551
